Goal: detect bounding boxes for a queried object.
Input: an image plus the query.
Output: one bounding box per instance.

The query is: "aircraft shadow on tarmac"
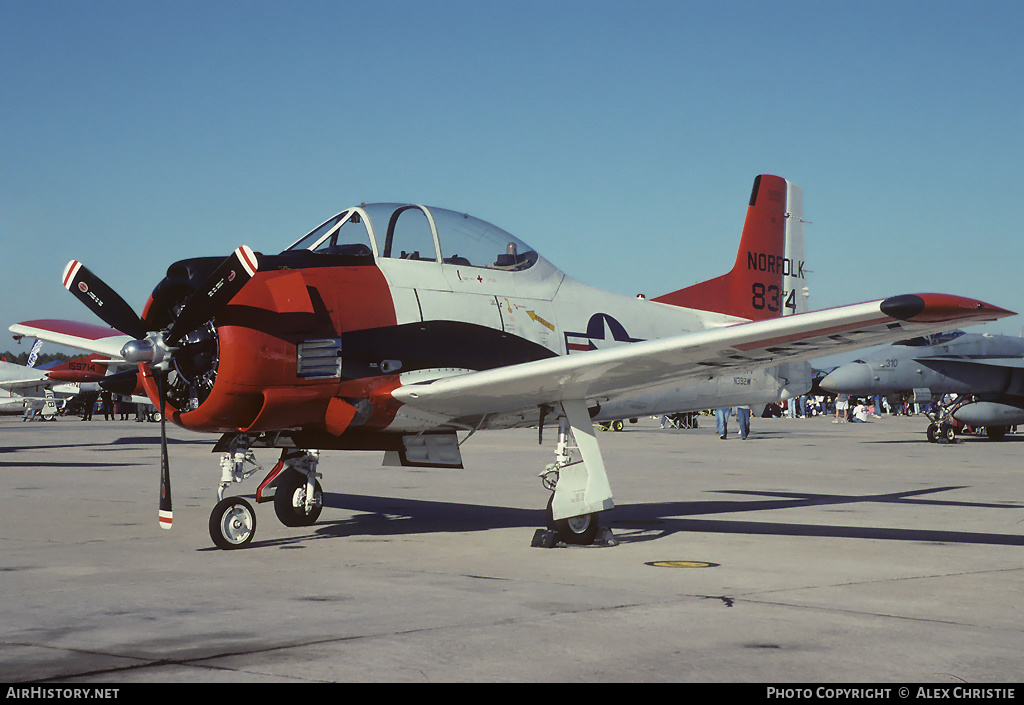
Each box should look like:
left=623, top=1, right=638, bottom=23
left=227, top=486, right=1024, bottom=550
left=0, top=436, right=206, bottom=469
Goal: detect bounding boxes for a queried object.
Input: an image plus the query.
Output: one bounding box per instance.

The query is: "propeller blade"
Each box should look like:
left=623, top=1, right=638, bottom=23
left=165, top=245, right=258, bottom=346
left=62, top=261, right=147, bottom=340
left=157, top=370, right=173, bottom=530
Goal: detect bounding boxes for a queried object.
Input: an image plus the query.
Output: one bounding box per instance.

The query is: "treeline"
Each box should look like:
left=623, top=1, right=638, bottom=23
left=0, top=351, right=73, bottom=367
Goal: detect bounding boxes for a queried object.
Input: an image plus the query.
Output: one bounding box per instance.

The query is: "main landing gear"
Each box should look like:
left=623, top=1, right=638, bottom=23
left=207, top=435, right=323, bottom=550
left=205, top=405, right=616, bottom=550
left=536, top=400, right=616, bottom=547
left=924, top=394, right=1009, bottom=443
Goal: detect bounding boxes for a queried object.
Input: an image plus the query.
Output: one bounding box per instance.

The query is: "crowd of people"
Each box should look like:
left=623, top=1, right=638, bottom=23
left=77, top=391, right=158, bottom=421
left=675, top=392, right=946, bottom=441
left=23, top=389, right=158, bottom=422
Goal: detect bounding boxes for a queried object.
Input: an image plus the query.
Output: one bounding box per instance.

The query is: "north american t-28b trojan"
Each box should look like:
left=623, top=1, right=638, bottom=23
left=11, top=175, right=1013, bottom=548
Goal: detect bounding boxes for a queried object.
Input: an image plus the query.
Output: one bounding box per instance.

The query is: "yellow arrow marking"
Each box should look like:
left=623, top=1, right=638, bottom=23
left=527, top=310, right=554, bottom=331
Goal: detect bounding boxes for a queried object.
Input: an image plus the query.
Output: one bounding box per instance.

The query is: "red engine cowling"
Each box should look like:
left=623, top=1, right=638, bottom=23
left=139, top=261, right=400, bottom=434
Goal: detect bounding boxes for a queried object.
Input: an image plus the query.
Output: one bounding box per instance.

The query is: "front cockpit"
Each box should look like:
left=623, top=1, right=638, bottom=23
left=283, top=204, right=549, bottom=274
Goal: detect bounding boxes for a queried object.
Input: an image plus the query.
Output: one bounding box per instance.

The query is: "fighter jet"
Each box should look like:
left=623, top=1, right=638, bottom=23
left=819, top=330, right=1024, bottom=441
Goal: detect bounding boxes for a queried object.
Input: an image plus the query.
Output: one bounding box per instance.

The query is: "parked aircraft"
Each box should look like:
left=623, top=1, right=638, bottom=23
left=10, top=175, right=1013, bottom=549
left=0, top=352, right=111, bottom=418
left=820, top=330, right=1024, bottom=442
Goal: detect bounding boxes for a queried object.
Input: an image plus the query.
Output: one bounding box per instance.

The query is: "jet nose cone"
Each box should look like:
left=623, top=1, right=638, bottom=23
left=820, top=363, right=872, bottom=393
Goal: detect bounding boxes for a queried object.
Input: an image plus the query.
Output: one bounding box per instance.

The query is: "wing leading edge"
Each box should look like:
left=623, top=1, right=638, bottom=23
left=393, top=293, right=1014, bottom=419
left=9, top=320, right=133, bottom=360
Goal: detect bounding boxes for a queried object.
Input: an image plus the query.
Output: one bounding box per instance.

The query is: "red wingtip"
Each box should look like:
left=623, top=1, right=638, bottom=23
left=880, top=293, right=1015, bottom=323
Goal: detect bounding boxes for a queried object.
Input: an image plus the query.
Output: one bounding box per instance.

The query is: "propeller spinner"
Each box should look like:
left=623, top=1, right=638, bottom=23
left=63, top=246, right=259, bottom=530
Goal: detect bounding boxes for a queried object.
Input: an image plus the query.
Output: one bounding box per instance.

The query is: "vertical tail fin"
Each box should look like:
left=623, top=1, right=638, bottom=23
left=652, top=174, right=808, bottom=320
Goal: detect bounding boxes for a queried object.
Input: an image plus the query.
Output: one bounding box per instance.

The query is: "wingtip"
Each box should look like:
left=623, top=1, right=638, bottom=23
left=881, top=293, right=1015, bottom=323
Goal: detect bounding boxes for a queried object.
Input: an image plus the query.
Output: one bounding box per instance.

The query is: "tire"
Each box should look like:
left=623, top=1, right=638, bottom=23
left=546, top=496, right=599, bottom=545
left=209, top=497, right=257, bottom=550
left=926, top=423, right=938, bottom=443
left=611, top=419, right=624, bottom=432
left=274, top=469, right=323, bottom=527
left=941, top=424, right=956, bottom=443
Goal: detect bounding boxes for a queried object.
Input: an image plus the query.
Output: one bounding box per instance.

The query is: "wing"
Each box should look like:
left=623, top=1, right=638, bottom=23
left=918, top=356, right=1024, bottom=369
left=0, top=378, right=49, bottom=392
left=9, top=319, right=133, bottom=359
left=393, top=293, right=1014, bottom=418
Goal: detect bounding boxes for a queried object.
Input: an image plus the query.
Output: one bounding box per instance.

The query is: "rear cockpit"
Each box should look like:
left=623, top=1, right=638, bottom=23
left=893, top=329, right=966, bottom=347
left=283, top=204, right=548, bottom=274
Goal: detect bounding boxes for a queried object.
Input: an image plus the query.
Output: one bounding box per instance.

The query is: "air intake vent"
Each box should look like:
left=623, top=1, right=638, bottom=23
left=297, top=338, right=342, bottom=378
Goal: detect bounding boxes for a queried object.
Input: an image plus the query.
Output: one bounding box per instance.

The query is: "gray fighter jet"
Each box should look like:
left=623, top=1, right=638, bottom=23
left=819, top=330, right=1024, bottom=442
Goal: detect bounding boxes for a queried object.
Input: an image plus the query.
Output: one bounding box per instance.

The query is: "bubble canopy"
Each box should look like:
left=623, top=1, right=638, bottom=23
left=284, top=204, right=542, bottom=272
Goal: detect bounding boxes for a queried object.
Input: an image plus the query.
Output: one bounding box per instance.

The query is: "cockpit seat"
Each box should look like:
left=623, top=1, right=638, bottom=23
left=493, top=251, right=537, bottom=270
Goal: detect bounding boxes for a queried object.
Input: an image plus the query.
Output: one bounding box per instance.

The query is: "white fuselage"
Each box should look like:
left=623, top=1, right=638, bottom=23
left=377, top=258, right=806, bottom=430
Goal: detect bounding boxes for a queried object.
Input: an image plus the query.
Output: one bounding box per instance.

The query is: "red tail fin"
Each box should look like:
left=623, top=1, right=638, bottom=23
left=652, top=174, right=804, bottom=321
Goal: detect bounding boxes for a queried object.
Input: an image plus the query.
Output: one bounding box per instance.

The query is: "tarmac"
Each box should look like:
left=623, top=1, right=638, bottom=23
left=1, top=411, right=1022, bottom=683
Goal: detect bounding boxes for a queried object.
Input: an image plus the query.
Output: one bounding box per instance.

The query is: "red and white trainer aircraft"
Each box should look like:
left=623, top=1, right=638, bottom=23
left=10, top=175, right=1013, bottom=548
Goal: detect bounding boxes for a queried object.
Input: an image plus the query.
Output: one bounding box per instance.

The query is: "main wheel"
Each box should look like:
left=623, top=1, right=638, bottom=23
left=940, top=423, right=956, bottom=443
left=546, top=496, right=599, bottom=545
left=274, top=469, right=323, bottom=527
left=209, top=496, right=257, bottom=550
left=926, top=423, right=939, bottom=443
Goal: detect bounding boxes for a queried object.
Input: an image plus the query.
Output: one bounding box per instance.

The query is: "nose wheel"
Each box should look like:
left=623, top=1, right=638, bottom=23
left=209, top=496, right=257, bottom=550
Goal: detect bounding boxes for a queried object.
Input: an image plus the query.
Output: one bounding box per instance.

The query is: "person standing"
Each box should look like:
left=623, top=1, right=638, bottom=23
left=81, top=391, right=98, bottom=420
left=100, top=390, right=114, bottom=420
left=715, top=407, right=730, bottom=439
left=736, top=404, right=751, bottom=439
left=834, top=394, right=848, bottom=423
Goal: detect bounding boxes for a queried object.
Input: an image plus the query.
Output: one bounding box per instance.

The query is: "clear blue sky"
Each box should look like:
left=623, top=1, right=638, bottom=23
left=3, top=0, right=1022, bottom=360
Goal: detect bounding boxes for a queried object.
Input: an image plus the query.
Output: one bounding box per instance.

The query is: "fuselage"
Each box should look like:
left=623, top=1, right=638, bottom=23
left=142, top=204, right=803, bottom=435
left=820, top=331, right=1024, bottom=399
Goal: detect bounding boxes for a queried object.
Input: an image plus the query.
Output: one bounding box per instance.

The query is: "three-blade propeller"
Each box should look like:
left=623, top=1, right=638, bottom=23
left=63, top=246, right=259, bottom=530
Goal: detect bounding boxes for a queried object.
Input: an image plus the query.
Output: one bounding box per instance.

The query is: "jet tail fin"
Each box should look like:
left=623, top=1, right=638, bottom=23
left=652, top=174, right=808, bottom=320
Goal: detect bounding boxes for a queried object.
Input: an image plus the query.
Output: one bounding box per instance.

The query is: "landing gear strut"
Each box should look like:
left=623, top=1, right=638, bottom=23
left=206, top=436, right=324, bottom=549
left=537, top=401, right=614, bottom=546
left=923, top=394, right=1008, bottom=443
left=925, top=395, right=967, bottom=443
